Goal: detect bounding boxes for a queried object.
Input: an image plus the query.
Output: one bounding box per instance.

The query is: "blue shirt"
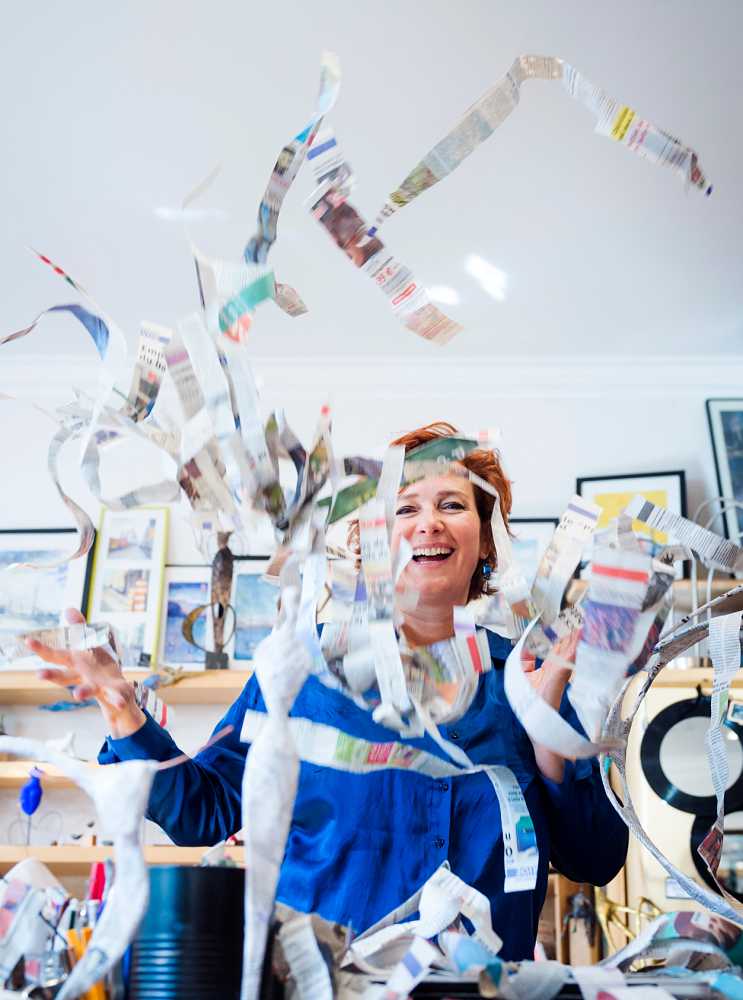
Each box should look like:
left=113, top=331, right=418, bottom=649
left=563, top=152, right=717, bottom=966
left=99, top=630, right=627, bottom=960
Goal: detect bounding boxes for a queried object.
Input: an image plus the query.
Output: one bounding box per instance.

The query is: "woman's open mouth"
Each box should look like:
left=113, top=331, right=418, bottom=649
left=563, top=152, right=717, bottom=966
left=412, top=547, right=454, bottom=564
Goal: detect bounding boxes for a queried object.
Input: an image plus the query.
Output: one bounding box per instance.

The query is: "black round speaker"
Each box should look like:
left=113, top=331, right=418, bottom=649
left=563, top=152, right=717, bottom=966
left=129, top=866, right=245, bottom=1000
left=639, top=692, right=743, bottom=815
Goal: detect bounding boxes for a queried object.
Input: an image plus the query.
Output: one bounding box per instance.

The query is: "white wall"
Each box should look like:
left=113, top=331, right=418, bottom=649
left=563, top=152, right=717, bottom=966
left=2, top=352, right=741, bottom=529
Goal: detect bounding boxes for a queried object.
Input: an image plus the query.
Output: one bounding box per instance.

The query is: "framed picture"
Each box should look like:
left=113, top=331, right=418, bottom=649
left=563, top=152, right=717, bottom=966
left=86, top=508, right=169, bottom=668
left=229, top=558, right=278, bottom=665
left=508, top=518, right=559, bottom=586
left=576, top=471, right=687, bottom=578
left=0, top=528, right=94, bottom=670
left=158, top=566, right=214, bottom=670
left=706, top=399, right=743, bottom=542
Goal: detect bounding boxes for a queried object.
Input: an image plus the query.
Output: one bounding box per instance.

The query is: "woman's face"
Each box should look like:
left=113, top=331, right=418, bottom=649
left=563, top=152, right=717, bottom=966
left=391, top=473, right=486, bottom=609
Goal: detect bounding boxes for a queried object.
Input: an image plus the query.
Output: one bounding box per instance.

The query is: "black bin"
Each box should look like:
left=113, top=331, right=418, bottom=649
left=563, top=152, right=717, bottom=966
left=128, top=865, right=245, bottom=1000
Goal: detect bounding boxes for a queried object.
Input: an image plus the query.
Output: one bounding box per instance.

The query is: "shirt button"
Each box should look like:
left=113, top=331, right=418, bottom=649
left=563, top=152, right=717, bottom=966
left=433, top=837, right=445, bottom=849
left=449, top=730, right=460, bottom=740
left=437, top=781, right=449, bottom=792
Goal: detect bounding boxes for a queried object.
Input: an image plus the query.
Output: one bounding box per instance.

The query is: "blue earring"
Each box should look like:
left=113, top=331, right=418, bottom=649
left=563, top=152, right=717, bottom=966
left=481, top=561, right=492, bottom=578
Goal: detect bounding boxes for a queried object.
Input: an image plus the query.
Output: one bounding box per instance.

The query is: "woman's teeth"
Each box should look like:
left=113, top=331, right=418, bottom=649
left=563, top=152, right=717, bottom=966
left=412, top=547, right=453, bottom=562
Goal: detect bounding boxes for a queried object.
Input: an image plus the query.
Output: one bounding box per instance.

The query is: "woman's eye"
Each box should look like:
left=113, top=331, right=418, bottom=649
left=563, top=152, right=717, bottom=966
left=441, top=502, right=465, bottom=511
left=395, top=505, right=416, bottom=516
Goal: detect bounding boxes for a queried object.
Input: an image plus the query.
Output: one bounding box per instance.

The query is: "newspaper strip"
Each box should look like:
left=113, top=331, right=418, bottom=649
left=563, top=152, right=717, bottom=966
left=177, top=312, right=243, bottom=503
left=25, top=248, right=129, bottom=387
left=347, top=863, right=501, bottom=974
left=244, top=51, right=341, bottom=266
left=1, top=302, right=111, bottom=358
left=278, top=914, right=334, bottom=1000
left=625, top=494, right=743, bottom=572
left=0, top=622, right=113, bottom=666
left=24, top=418, right=97, bottom=568
left=568, top=545, right=652, bottom=741
left=371, top=54, right=710, bottom=233
left=379, top=937, right=439, bottom=999
left=0, top=737, right=156, bottom=999
left=468, top=470, right=533, bottom=625
left=306, top=128, right=353, bottom=196
left=601, top=910, right=741, bottom=971
left=122, top=322, right=170, bottom=423
left=241, top=589, right=313, bottom=1000
left=359, top=498, right=412, bottom=729
left=531, top=496, right=601, bottom=625
left=307, top=137, right=462, bottom=345
left=571, top=966, right=626, bottom=1000
left=698, top=610, right=743, bottom=886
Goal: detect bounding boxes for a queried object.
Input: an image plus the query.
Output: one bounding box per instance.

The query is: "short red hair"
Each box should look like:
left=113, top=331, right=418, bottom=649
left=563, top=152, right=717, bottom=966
left=390, top=421, right=512, bottom=601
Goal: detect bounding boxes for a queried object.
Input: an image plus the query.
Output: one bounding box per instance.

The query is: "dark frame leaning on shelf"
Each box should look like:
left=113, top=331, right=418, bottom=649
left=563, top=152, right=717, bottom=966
left=0, top=528, right=95, bottom=660
left=576, top=470, right=687, bottom=578
left=508, top=517, right=560, bottom=583
left=706, top=398, right=743, bottom=542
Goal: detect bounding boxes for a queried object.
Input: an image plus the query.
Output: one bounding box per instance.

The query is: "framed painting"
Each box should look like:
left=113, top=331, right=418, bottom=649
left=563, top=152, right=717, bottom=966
left=229, top=558, right=277, bottom=665
left=706, top=399, right=743, bottom=542
left=86, top=508, right=169, bottom=668
left=508, top=518, right=559, bottom=586
left=0, top=528, right=94, bottom=670
left=158, top=566, right=213, bottom=670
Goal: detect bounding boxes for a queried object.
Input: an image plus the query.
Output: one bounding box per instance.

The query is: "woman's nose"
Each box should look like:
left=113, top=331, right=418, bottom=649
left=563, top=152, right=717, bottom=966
left=413, top=506, right=444, bottom=533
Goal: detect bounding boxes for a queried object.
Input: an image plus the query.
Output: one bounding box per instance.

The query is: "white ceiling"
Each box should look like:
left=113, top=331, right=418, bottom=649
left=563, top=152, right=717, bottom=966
left=1, top=0, right=741, bottom=361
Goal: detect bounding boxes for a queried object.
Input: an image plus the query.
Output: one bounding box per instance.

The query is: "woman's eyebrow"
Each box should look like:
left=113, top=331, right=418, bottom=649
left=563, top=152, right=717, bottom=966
left=436, top=489, right=470, bottom=501
left=397, top=489, right=471, bottom=503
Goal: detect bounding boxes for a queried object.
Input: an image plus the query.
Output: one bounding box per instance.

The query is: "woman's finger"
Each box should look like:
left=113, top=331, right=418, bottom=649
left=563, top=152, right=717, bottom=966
left=37, top=667, right=80, bottom=687
left=25, top=639, right=76, bottom=668
left=521, top=651, right=537, bottom=672
left=64, top=607, right=87, bottom=625
left=73, top=684, right=98, bottom=702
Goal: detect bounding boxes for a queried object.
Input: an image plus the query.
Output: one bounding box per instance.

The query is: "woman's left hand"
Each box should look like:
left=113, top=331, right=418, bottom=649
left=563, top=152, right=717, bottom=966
left=521, top=629, right=580, bottom=783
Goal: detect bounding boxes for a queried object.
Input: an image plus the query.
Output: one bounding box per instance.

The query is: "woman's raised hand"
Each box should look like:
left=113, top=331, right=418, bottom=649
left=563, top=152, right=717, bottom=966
left=26, top=608, right=146, bottom=737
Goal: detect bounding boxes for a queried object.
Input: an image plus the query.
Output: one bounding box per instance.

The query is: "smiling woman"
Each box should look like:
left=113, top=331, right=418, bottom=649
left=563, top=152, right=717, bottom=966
left=28, top=420, right=628, bottom=962
left=391, top=421, right=511, bottom=607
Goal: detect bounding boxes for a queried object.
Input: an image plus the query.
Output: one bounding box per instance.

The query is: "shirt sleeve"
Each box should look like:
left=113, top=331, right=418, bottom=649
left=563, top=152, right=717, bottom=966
left=96, top=676, right=265, bottom=847
left=539, top=691, right=629, bottom=887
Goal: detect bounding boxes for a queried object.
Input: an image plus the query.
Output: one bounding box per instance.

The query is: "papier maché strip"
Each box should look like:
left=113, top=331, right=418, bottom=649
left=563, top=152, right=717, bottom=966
left=626, top=494, right=743, bottom=572
left=370, top=54, right=710, bottom=233
left=307, top=135, right=462, bottom=346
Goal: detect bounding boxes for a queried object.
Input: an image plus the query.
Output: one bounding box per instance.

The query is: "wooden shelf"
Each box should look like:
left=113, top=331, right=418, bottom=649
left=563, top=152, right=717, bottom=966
left=0, top=761, right=98, bottom=789
left=0, top=669, right=252, bottom=706
left=653, top=666, right=743, bottom=689
left=0, top=844, right=243, bottom=876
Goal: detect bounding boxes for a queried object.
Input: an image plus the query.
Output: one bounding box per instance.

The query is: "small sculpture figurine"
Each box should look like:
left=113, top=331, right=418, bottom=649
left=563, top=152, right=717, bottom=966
left=182, top=531, right=236, bottom=669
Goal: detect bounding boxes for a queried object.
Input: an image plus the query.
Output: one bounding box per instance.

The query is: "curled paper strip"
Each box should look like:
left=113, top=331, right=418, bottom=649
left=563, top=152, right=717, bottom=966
left=601, top=666, right=743, bottom=925
left=698, top=611, right=743, bottom=898
left=244, top=51, right=341, bottom=266
left=531, top=496, right=600, bottom=625
left=307, top=132, right=462, bottom=345
left=626, top=494, right=743, bottom=572
left=0, top=622, right=113, bottom=666
left=0, top=303, right=110, bottom=358
left=240, top=587, right=314, bottom=1000
left=0, top=737, right=156, bottom=1000
left=371, top=54, right=711, bottom=233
